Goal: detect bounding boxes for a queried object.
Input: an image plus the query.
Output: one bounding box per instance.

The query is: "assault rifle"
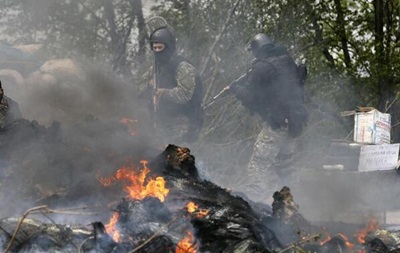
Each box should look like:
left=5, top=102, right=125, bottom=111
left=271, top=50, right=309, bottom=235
left=203, top=62, right=307, bottom=110
left=202, top=72, right=248, bottom=109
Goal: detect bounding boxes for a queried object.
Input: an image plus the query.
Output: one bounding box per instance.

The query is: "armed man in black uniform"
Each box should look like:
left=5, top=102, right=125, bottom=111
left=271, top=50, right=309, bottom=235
left=228, top=33, right=308, bottom=202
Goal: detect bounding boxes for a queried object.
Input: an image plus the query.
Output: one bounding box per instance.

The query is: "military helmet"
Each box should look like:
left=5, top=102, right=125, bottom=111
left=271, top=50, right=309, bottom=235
left=149, top=27, right=176, bottom=51
left=245, top=33, right=274, bottom=57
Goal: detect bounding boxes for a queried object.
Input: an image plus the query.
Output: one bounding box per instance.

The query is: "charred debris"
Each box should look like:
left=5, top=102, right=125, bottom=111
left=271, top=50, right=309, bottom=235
left=0, top=135, right=400, bottom=252
left=0, top=95, right=400, bottom=252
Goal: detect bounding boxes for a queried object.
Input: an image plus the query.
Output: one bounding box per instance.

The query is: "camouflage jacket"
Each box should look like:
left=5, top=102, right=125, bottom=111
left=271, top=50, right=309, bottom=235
left=136, top=55, right=203, bottom=144
left=138, top=60, right=197, bottom=105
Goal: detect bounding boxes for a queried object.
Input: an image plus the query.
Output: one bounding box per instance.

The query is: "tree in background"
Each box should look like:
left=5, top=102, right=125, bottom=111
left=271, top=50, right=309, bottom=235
left=147, top=0, right=400, bottom=187
left=0, top=0, right=147, bottom=76
left=0, top=0, right=399, bottom=187
left=1, top=0, right=398, bottom=110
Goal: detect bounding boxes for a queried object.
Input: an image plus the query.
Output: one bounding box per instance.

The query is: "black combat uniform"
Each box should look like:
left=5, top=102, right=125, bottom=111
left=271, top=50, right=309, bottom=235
left=231, top=33, right=308, bottom=202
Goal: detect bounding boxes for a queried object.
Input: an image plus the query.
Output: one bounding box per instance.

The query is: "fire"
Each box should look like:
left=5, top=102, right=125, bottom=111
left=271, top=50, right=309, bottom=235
left=319, top=216, right=381, bottom=253
left=186, top=202, right=209, bottom=218
left=337, top=233, right=354, bottom=250
left=356, top=216, right=379, bottom=244
left=120, top=117, right=138, bottom=136
left=105, top=212, right=120, bottom=242
left=97, top=171, right=115, bottom=187
left=97, top=160, right=170, bottom=202
left=176, top=231, right=198, bottom=253
left=186, top=202, right=197, bottom=213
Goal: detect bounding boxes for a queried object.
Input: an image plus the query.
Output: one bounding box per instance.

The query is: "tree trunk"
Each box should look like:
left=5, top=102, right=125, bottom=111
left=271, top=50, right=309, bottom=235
left=102, top=0, right=132, bottom=75
left=333, top=0, right=351, bottom=69
left=374, top=0, right=390, bottom=111
left=130, top=0, right=146, bottom=63
left=304, top=2, right=335, bottom=67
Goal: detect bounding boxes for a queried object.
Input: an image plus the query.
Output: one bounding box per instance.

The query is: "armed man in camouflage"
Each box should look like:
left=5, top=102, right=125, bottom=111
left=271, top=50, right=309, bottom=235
left=228, top=33, right=308, bottom=202
left=138, top=17, right=203, bottom=146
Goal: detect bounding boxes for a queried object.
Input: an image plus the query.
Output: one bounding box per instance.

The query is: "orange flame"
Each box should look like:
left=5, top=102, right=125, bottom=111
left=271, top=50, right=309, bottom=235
left=97, top=160, right=169, bottom=202
left=176, top=231, right=198, bottom=253
left=186, top=202, right=197, bottom=213
left=337, top=233, right=354, bottom=250
left=120, top=117, right=138, bottom=136
left=186, top=202, right=210, bottom=218
left=97, top=171, right=115, bottom=187
left=105, top=212, right=121, bottom=242
left=356, top=216, right=379, bottom=244
left=320, top=216, right=380, bottom=252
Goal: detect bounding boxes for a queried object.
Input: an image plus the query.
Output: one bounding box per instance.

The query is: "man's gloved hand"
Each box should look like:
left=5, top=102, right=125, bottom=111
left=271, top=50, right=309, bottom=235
left=154, top=88, right=166, bottom=99
left=229, top=81, right=246, bottom=98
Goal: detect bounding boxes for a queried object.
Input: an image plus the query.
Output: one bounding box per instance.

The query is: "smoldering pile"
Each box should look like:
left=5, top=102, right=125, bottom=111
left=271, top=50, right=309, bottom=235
left=0, top=142, right=284, bottom=253
left=1, top=86, right=400, bottom=252
left=92, top=145, right=286, bottom=252
left=0, top=102, right=284, bottom=252
left=2, top=134, right=400, bottom=252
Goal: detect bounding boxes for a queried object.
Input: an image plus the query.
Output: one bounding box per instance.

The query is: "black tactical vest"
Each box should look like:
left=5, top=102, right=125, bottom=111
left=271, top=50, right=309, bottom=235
left=247, top=52, right=307, bottom=136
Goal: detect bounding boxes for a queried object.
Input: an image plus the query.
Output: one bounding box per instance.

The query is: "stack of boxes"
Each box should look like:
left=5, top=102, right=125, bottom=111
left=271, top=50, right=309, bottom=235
left=353, top=108, right=399, bottom=172
left=325, top=108, right=399, bottom=171
left=353, top=108, right=391, bottom=145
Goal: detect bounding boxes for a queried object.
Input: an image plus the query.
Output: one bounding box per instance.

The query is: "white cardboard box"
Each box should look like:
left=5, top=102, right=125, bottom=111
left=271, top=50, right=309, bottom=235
left=358, top=143, right=399, bottom=171
left=353, top=109, right=391, bottom=144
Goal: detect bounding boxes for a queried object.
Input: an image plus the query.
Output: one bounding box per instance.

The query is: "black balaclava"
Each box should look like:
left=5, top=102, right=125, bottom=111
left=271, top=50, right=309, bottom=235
left=150, top=27, right=176, bottom=64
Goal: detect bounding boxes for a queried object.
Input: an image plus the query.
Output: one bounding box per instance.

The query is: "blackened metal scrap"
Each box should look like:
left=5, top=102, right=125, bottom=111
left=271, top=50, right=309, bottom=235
left=365, top=229, right=400, bottom=252
left=92, top=222, right=117, bottom=252
left=107, top=198, right=180, bottom=253
left=116, top=197, right=174, bottom=236
left=0, top=217, right=93, bottom=253
left=149, top=145, right=199, bottom=180
left=318, top=236, right=347, bottom=253
left=366, top=238, right=390, bottom=253
left=272, top=186, right=301, bottom=223
left=126, top=215, right=180, bottom=253
left=264, top=186, right=317, bottom=247
left=3, top=205, right=49, bottom=253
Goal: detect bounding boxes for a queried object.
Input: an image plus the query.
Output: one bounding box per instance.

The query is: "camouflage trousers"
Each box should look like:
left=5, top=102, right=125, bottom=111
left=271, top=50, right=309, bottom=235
left=245, top=124, right=296, bottom=203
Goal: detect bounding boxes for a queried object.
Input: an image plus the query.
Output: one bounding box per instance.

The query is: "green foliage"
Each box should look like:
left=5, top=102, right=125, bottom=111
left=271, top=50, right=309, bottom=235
left=0, top=0, right=399, bottom=177
left=0, top=0, right=144, bottom=73
left=1, top=0, right=398, bottom=109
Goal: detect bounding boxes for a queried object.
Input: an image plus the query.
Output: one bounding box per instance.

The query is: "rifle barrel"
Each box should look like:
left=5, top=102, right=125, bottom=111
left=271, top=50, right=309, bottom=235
left=203, top=72, right=248, bottom=109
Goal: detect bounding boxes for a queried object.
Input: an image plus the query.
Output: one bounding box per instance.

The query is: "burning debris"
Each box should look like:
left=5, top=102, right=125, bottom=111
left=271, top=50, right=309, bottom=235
left=0, top=144, right=283, bottom=252
left=1, top=90, right=400, bottom=253
left=1, top=142, right=400, bottom=252
left=266, top=186, right=315, bottom=246
left=97, top=144, right=283, bottom=252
